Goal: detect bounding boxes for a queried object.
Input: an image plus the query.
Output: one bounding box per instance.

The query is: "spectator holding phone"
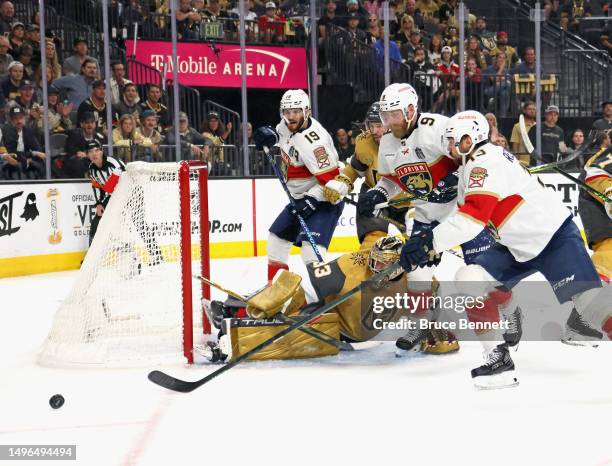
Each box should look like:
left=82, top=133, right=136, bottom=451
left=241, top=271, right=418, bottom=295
left=34, top=85, right=73, bottom=134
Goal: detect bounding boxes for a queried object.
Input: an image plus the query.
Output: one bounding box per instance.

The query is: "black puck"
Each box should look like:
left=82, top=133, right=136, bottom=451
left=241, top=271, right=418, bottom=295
left=49, top=394, right=65, bottom=409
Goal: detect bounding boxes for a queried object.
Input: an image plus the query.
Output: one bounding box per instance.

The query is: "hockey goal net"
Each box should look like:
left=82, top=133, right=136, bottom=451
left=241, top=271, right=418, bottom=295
left=38, top=161, right=211, bottom=367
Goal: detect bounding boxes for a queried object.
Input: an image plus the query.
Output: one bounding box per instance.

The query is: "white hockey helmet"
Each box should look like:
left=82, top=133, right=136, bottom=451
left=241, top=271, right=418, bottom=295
left=445, top=110, right=490, bottom=157
left=280, top=89, right=311, bottom=122
left=378, top=83, right=419, bottom=126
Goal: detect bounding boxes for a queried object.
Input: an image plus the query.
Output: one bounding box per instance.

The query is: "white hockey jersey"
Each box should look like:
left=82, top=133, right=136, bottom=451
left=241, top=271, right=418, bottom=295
left=432, top=142, right=571, bottom=262
left=376, top=113, right=458, bottom=224
left=275, top=117, right=340, bottom=201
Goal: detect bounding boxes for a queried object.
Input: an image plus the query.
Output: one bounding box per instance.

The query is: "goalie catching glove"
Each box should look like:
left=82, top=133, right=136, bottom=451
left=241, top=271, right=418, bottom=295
left=323, top=174, right=354, bottom=204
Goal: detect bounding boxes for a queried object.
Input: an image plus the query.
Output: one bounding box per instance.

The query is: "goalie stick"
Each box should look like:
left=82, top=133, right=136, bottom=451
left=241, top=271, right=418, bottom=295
left=195, top=275, right=353, bottom=351
left=518, top=115, right=610, bottom=203
left=262, top=146, right=324, bottom=262
left=148, top=264, right=402, bottom=393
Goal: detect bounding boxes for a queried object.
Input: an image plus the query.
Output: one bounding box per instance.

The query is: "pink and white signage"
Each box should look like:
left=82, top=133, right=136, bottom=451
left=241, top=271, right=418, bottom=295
left=126, top=40, right=307, bottom=89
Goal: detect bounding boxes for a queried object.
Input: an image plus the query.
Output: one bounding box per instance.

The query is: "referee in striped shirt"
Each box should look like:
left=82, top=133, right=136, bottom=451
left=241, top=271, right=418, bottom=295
left=87, top=140, right=125, bottom=245
left=86, top=140, right=163, bottom=265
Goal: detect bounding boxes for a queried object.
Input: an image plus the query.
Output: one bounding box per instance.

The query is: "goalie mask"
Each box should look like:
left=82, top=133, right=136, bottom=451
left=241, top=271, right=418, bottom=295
left=368, top=236, right=404, bottom=280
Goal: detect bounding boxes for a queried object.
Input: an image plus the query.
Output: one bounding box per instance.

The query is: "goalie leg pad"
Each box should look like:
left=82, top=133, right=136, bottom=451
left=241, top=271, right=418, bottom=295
left=246, top=270, right=304, bottom=319
left=223, top=313, right=340, bottom=361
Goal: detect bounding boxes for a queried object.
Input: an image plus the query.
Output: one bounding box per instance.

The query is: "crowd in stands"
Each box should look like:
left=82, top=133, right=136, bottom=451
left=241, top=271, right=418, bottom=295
left=0, top=0, right=610, bottom=180
left=320, top=0, right=566, bottom=117
left=109, top=0, right=310, bottom=44
left=0, top=0, right=244, bottom=180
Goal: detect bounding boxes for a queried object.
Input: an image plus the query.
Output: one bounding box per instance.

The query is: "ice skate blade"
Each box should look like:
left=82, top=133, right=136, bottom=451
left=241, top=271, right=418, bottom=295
left=473, top=371, right=519, bottom=390
left=561, top=338, right=600, bottom=348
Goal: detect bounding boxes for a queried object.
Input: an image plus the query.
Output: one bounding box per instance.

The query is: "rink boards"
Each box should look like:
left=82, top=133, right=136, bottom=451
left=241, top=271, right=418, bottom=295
left=0, top=173, right=583, bottom=277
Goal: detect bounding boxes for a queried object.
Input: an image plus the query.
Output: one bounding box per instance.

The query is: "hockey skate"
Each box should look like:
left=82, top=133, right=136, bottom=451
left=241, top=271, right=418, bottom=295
left=195, top=336, right=231, bottom=363
left=471, top=343, right=519, bottom=390
left=561, top=308, right=603, bottom=347
left=502, top=306, right=523, bottom=350
left=395, top=325, right=429, bottom=357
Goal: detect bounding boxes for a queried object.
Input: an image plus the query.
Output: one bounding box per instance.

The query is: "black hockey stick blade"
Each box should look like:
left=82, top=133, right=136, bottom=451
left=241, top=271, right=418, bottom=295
left=148, top=370, right=204, bottom=393
left=148, top=264, right=402, bottom=392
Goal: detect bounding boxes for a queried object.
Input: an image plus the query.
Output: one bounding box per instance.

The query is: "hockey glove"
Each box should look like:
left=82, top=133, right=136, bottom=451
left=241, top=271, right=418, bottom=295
left=427, top=173, right=459, bottom=204
left=292, top=196, right=319, bottom=220
left=605, top=188, right=612, bottom=220
left=399, top=228, right=435, bottom=272
left=323, top=176, right=352, bottom=205
left=357, top=187, right=388, bottom=217
left=253, top=126, right=280, bottom=151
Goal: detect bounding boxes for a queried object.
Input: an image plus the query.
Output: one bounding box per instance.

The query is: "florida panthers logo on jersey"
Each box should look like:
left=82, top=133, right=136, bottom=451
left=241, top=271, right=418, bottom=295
left=395, top=163, right=433, bottom=193
left=313, top=146, right=330, bottom=169
left=468, top=167, right=488, bottom=188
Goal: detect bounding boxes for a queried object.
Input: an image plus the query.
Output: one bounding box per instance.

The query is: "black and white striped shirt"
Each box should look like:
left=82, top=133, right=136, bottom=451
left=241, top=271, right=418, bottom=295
left=89, top=156, right=126, bottom=207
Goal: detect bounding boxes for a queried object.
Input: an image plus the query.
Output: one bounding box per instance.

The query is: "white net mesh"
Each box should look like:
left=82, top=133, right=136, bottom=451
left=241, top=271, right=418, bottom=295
left=38, top=162, right=206, bottom=367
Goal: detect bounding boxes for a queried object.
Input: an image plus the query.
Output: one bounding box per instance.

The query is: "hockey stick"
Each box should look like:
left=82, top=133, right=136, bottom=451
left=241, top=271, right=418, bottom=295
left=262, top=146, right=324, bottom=262
left=549, top=167, right=612, bottom=204
left=195, top=275, right=353, bottom=351
left=518, top=117, right=610, bottom=202
left=519, top=114, right=595, bottom=172
left=148, top=264, right=401, bottom=392
left=374, top=194, right=423, bottom=210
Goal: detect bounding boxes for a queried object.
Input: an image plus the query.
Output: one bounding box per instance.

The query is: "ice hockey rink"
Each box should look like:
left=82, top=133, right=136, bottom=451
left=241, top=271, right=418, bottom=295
left=2, top=253, right=612, bottom=466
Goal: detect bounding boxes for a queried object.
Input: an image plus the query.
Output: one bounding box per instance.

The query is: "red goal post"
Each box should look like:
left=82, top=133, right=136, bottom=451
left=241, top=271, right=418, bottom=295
left=180, top=161, right=211, bottom=364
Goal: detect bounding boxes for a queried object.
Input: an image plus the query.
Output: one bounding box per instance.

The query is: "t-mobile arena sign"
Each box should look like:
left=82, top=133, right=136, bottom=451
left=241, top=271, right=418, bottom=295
left=126, top=40, right=307, bottom=89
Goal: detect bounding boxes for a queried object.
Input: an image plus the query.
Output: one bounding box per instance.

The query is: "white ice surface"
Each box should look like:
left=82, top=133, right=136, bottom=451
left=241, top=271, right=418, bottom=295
left=1, top=254, right=612, bottom=466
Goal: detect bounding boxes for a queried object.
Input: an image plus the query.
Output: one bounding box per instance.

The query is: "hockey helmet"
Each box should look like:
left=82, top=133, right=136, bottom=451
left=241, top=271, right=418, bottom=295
left=365, top=101, right=382, bottom=124
left=378, top=83, right=419, bottom=126
left=368, top=236, right=404, bottom=280
left=280, top=89, right=311, bottom=124
left=445, top=110, right=489, bottom=157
